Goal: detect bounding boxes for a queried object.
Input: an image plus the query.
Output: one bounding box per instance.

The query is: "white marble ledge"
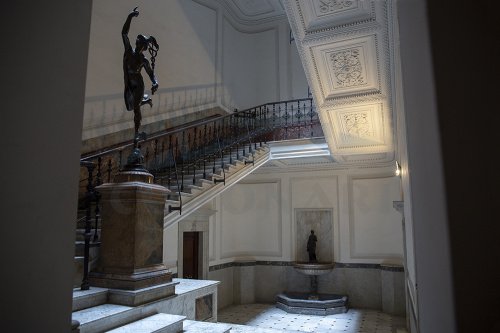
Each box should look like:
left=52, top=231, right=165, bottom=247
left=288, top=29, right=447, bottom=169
left=72, top=303, right=132, bottom=325
left=173, top=278, right=220, bottom=295
left=73, top=286, right=108, bottom=299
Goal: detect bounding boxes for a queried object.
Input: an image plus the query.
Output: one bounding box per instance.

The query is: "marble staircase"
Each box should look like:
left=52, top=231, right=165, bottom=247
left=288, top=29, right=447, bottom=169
left=71, top=286, right=290, bottom=333
left=71, top=279, right=234, bottom=333
left=163, top=145, right=270, bottom=228
left=71, top=280, right=308, bottom=333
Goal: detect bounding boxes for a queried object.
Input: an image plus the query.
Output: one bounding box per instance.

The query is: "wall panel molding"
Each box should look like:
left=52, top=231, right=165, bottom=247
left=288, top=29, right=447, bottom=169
left=347, top=173, right=403, bottom=261
left=219, top=180, right=283, bottom=259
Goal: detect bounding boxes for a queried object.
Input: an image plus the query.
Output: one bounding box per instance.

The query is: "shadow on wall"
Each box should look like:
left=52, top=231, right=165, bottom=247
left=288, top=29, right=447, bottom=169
left=83, top=83, right=226, bottom=137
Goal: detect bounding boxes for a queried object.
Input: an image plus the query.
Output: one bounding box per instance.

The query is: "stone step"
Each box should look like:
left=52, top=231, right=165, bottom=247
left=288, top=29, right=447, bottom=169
left=166, top=191, right=193, bottom=199
left=72, top=303, right=140, bottom=333
left=72, top=287, right=108, bottom=312
left=182, top=320, right=232, bottom=333
left=167, top=184, right=204, bottom=194
left=106, top=313, right=185, bottom=333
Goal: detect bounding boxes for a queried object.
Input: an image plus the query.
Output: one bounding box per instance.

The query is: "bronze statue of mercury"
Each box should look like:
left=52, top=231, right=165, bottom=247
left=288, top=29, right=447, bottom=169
left=122, top=7, right=159, bottom=146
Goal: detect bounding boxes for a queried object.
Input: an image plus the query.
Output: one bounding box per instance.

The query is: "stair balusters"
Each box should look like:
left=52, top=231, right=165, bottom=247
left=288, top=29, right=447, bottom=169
left=80, top=161, right=95, bottom=291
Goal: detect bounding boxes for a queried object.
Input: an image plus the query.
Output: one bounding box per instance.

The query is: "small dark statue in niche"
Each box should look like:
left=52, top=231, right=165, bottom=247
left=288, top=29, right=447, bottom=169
left=122, top=7, right=159, bottom=147
left=307, top=230, right=317, bottom=262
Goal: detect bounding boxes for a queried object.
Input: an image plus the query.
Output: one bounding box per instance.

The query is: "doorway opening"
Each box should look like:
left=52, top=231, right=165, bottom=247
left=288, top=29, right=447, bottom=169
left=183, top=231, right=202, bottom=279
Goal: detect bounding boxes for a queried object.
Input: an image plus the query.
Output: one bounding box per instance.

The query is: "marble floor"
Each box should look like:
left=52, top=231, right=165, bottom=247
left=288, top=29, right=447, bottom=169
left=218, top=303, right=407, bottom=333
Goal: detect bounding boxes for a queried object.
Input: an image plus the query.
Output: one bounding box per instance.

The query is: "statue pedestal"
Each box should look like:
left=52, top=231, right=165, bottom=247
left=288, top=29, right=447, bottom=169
left=89, top=169, right=176, bottom=305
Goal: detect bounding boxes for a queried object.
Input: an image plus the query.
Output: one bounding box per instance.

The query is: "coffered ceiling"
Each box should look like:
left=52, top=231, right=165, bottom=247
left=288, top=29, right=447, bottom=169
left=220, top=0, right=398, bottom=165
left=283, top=0, right=397, bottom=164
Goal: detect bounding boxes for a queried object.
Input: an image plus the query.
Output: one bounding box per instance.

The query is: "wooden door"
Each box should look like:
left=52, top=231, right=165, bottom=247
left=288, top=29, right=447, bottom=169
left=183, top=232, right=199, bottom=279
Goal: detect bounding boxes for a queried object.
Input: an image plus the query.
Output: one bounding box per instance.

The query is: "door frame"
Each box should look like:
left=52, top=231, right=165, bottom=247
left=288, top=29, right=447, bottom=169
left=177, top=208, right=214, bottom=279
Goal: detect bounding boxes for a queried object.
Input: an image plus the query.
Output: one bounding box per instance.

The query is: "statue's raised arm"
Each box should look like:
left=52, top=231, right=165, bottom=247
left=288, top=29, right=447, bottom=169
left=122, top=7, right=139, bottom=52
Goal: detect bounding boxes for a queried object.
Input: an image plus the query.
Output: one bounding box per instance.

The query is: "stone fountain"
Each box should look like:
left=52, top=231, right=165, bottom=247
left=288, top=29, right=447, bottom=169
left=276, top=214, right=349, bottom=315
left=276, top=261, right=348, bottom=315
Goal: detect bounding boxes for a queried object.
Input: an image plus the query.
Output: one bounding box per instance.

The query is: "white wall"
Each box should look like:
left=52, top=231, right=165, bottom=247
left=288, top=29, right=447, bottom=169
left=83, top=0, right=307, bottom=141
left=207, top=165, right=403, bottom=265
left=162, top=164, right=403, bottom=272
left=290, top=41, right=309, bottom=99
left=84, top=0, right=218, bottom=140
left=395, top=0, right=456, bottom=332
left=222, top=22, right=279, bottom=110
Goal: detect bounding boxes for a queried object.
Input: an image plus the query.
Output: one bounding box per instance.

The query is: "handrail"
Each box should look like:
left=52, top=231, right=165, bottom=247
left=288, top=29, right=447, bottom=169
left=81, top=97, right=315, bottom=162
left=77, top=97, right=320, bottom=197
left=168, top=138, right=182, bottom=214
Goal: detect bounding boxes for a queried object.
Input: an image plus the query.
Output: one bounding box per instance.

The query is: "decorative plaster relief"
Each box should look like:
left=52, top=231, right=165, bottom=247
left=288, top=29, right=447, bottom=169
left=327, top=103, right=385, bottom=150
left=314, top=0, right=358, bottom=16
left=329, top=46, right=366, bottom=89
left=290, top=0, right=374, bottom=36
left=343, top=112, right=371, bottom=138
left=311, top=35, right=379, bottom=101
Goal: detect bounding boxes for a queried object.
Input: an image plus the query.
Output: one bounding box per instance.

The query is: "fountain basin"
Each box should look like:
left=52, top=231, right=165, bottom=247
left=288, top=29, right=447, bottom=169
left=293, top=262, right=334, bottom=276
left=275, top=261, right=348, bottom=316
left=276, top=292, right=348, bottom=315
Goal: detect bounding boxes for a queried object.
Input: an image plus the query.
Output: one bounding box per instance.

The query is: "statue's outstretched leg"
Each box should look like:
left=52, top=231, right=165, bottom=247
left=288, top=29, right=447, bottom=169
left=133, top=107, right=148, bottom=148
left=134, top=108, right=141, bottom=135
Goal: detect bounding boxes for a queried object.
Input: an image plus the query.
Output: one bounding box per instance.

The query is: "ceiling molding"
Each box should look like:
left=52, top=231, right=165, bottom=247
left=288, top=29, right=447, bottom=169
left=217, top=0, right=287, bottom=31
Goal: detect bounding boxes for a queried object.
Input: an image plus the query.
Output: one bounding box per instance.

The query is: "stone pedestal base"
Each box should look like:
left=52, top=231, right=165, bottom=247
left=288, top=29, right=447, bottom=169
left=90, top=169, right=172, bottom=292
left=89, top=266, right=172, bottom=291
left=276, top=292, right=348, bottom=316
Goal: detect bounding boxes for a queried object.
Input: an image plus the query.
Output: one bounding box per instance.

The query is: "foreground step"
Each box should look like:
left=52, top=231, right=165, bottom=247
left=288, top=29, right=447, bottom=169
left=72, top=303, right=139, bottom=333
left=106, top=313, right=185, bottom=333
left=182, top=320, right=232, bottom=333
left=72, top=287, right=108, bottom=312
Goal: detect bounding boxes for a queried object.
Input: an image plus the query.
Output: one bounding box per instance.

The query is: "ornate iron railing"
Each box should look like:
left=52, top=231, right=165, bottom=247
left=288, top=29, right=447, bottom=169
left=76, top=97, right=322, bottom=289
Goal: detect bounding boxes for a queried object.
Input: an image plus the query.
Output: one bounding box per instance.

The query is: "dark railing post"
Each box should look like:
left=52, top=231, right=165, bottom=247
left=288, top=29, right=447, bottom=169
left=309, top=99, right=314, bottom=138
left=107, top=159, right=112, bottom=183
left=93, top=157, right=102, bottom=242
left=167, top=136, right=173, bottom=190
left=118, top=150, right=123, bottom=170
left=203, top=124, right=207, bottom=179
left=80, top=161, right=95, bottom=291
left=161, top=140, right=165, bottom=171
left=153, top=139, right=158, bottom=177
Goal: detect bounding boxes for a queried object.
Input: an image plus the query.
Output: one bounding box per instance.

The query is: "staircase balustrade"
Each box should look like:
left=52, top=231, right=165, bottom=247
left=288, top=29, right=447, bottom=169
left=76, top=97, right=321, bottom=290
left=79, top=161, right=96, bottom=291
